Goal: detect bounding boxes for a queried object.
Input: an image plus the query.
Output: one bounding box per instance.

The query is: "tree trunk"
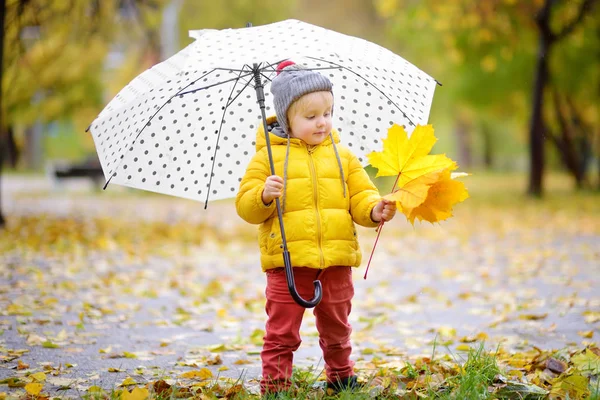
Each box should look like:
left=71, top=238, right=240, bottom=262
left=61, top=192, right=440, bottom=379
left=0, top=135, right=5, bottom=228
left=0, top=0, right=6, bottom=228
left=5, top=126, right=18, bottom=166
left=528, top=23, right=551, bottom=197
left=550, top=90, right=587, bottom=188
left=455, top=120, right=472, bottom=169
left=481, top=123, right=493, bottom=168
left=528, top=0, right=598, bottom=196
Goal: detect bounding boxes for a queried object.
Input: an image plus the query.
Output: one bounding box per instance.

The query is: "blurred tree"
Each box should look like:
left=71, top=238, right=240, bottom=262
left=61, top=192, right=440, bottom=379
left=545, top=5, right=600, bottom=189
left=176, top=0, right=295, bottom=47
left=528, top=0, right=598, bottom=195
left=0, top=0, right=167, bottom=228
left=374, top=0, right=599, bottom=195
left=0, top=0, right=6, bottom=227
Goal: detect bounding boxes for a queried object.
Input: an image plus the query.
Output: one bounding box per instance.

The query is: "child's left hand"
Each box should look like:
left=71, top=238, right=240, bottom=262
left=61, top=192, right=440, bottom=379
left=371, top=199, right=397, bottom=223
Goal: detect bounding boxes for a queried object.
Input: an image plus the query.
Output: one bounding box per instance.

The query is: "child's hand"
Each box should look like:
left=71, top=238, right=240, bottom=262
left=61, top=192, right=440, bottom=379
left=371, top=199, right=397, bottom=222
left=262, top=175, right=284, bottom=205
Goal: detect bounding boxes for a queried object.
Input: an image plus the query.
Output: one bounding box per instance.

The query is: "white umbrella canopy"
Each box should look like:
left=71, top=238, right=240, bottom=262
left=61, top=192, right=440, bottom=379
left=89, top=19, right=438, bottom=204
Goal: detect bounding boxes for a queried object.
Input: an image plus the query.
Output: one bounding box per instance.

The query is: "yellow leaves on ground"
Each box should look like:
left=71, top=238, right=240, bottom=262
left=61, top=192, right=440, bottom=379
left=29, top=372, right=46, bottom=382
left=121, top=387, right=150, bottom=400
left=455, top=344, right=472, bottom=351
left=179, top=368, right=213, bottom=380
left=460, top=332, right=489, bottom=343
left=0, top=216, right=210, bottom=257
left=120, top=377, right=137, bottom=387
left=368, top=124, right=468, bottom=224
left=24, top=382, right=43, bottom=396
left=518, top=313, right=548, bottom=321
left=250, top=329, right=265, bottom=346
left=571, top=348, right=600, bottom=376
left=578, top=330, right=594, bottom=338
left=549, top=374, right=590, bottom=399
left=16, top=361, right=29, bottom=370
left=583, top=310, right=600, bottom=323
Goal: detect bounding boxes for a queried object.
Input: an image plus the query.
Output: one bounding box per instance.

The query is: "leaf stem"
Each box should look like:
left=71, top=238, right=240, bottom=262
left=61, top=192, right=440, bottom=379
left=364, top=172, right=401, bottom=279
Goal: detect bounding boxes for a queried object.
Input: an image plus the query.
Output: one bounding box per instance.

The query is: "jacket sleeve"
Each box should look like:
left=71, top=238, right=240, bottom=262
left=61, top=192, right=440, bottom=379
left=347, top=151, right=381, bottom=228
left=235, top=149, right=276, bottom=224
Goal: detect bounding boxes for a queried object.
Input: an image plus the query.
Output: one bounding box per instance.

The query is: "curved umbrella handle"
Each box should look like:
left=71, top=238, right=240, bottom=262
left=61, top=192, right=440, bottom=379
left=283, top=251, right=323, bottom=308
left=251, top=62, right=322, bottom=308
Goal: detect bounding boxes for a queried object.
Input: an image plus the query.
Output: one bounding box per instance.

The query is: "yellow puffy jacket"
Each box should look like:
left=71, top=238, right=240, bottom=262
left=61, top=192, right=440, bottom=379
left=235, top=116, right=381, bottom=271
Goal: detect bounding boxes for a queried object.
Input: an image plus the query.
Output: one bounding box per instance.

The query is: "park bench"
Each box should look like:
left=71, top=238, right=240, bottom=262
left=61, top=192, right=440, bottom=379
left=49, top=155, right=104, bottom=188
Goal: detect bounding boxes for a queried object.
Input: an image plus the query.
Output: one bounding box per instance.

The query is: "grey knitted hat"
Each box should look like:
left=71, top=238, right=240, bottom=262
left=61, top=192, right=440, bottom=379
left=270, top=61, right=333, bottom=135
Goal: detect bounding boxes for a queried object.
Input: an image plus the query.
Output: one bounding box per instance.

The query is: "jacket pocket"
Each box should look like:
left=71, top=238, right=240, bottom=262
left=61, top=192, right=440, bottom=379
left=266, top=222, right=282, bottom=254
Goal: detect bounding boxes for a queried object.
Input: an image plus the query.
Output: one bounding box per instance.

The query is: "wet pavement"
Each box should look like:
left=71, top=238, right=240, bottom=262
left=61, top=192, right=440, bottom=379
left=1, top=175, right=599, bottom=397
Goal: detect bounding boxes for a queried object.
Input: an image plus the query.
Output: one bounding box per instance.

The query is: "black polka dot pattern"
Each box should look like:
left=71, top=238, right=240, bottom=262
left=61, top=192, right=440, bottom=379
left=90, top=19, right=436, bottom=202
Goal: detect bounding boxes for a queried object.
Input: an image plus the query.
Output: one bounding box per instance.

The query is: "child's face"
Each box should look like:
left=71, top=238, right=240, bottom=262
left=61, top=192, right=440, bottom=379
left=288, top=91, right=333, bottom=146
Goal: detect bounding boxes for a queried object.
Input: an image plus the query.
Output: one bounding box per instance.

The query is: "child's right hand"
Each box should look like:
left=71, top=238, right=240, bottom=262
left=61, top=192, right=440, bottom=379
left=262, top=175, right=284, bottom=205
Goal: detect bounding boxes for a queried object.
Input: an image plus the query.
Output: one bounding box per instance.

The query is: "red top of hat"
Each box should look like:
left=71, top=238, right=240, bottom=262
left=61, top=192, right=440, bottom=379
left=276, top=60, right=296, bottom=75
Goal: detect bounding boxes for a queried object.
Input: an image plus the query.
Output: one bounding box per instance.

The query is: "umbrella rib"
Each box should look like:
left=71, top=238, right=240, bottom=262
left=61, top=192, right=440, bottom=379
left=304, top=56, right=418, bottom=127
left=102, top=68, right=218, bottom=189
left=224, top=69, right=256, bottom=108
left=259, top=71, right=273, bottom=85
left=204, top=67, right=252, bottom=208
left=225, top=61, right=277, bottom=104
left=213, top=67, right=253, bottom=73
left=231, top=63, right=259, bottom=93
left=178, top=71, right=255, bottom=96
left=224, top=61, right=274, bottom=101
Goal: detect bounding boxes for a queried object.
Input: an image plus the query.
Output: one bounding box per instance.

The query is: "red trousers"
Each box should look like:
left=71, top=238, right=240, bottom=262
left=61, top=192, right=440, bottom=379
left=260, top=266, right=355, bottom=393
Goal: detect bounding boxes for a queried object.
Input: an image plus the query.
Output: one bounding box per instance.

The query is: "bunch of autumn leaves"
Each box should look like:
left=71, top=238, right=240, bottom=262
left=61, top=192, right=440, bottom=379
left=368, top=124, right=469, bottom=225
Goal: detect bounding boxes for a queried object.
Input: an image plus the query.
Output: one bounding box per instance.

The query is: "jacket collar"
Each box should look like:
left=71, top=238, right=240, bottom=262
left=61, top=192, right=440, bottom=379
left=255, top=115, right=341, bottom=152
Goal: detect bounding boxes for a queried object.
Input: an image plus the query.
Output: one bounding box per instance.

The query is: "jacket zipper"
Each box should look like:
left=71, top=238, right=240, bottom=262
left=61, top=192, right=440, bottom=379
left=307, top=145, right=324, bottom=268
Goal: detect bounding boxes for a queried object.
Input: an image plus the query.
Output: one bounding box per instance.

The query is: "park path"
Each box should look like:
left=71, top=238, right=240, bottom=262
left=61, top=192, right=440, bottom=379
left=1, top=175, right=598, bottom=397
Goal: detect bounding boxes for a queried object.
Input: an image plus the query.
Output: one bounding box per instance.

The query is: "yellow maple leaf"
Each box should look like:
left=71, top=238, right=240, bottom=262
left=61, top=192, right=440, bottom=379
left=179, top=368, right=213, bottom=380
left=368, top=124, right=464, bottom=224
left=455, top=344, right=471, bottom=352
left=120, top=377, right=137, bottom=387
left=383, top=169, right=444, bottom=210
left=571, top=349, right=600, bottom=376
left=29, top=372, right=47, bottom=382
left=25, top=383, right=43, bottom=396
left=549, top=374, right=589, bottom=398
left=405, top=169, right=470, bottom=224
left=367, top=124, right=456, bottom=184
left=121, top=387, right=149, bottom=400
left=583, top=310, right=600, bottom=323
left=578, top=330, right=594, bottom=339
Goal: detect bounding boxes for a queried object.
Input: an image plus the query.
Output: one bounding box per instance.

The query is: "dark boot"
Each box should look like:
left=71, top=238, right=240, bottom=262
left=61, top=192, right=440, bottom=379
left=326, top=375, right=360, bottom=393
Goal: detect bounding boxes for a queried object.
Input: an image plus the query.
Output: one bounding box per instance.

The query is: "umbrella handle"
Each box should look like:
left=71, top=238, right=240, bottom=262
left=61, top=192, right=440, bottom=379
left=251, top=62, right=323, bottom=308
left=283, top=250, right=323, bottom=308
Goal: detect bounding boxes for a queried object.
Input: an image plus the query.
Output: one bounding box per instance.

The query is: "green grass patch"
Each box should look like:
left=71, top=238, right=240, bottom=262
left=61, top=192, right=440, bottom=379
left=435, top=344, right=501, bottom=399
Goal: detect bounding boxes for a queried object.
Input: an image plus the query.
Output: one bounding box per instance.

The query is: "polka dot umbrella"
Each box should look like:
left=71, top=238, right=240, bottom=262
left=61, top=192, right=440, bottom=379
left=88, top=19, right=439, bottom=307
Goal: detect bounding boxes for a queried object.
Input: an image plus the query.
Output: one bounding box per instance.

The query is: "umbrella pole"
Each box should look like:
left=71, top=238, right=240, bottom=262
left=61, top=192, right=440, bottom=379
left=252, top=64, right=322, bottom=308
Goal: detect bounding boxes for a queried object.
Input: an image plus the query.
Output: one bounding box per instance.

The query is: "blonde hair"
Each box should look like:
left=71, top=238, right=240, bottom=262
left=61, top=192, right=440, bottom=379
left=286, top=91, right=334, bottom=124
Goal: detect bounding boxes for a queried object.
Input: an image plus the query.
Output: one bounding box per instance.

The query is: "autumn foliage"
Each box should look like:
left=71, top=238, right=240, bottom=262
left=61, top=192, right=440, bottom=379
left=368, top=124, right=469, bottom=225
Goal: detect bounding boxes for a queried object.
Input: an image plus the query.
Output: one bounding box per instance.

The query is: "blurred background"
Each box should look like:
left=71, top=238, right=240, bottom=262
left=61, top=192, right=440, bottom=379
left=0, top=3, right=599, bottom=392
left=0, top=0, right=598, bottom=227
